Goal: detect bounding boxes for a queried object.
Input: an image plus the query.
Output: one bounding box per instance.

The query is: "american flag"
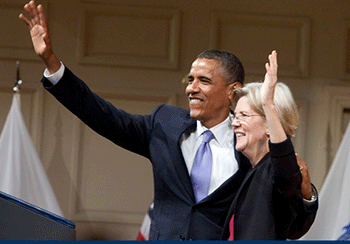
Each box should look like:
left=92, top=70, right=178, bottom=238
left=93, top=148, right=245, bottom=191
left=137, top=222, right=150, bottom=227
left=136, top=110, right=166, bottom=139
left=136, top=202, right=154, bottom=240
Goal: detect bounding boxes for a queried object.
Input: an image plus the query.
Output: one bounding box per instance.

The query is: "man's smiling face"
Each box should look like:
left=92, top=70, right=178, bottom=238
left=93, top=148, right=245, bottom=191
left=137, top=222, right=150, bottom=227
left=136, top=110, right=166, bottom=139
left=186, top=58, right=234, bottom=128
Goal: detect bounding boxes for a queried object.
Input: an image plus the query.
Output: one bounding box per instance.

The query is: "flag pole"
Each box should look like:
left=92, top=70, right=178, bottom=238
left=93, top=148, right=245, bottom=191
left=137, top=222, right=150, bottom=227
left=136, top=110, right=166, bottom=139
left=13, top=60, right=22, bottom=93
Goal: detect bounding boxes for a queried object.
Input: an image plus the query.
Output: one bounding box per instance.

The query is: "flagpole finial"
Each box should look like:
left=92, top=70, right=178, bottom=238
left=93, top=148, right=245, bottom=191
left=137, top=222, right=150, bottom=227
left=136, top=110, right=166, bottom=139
left=13, top=60, right=22, bottom=93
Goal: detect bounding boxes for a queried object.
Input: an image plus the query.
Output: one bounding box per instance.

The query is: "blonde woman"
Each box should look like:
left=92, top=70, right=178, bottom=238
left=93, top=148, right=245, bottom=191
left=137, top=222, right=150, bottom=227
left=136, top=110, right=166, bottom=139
left=222, top=51, right=310, bottom=240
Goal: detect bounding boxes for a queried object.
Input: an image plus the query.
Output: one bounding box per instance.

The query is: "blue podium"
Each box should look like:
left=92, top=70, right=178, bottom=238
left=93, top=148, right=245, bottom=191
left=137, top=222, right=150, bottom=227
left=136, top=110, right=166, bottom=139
left=0, top=191, right=76, bottom=240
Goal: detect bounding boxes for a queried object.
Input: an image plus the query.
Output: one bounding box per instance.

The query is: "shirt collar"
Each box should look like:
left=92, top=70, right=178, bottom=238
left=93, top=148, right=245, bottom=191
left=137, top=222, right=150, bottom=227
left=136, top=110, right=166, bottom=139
left=196, top=116, right=233, bottom=145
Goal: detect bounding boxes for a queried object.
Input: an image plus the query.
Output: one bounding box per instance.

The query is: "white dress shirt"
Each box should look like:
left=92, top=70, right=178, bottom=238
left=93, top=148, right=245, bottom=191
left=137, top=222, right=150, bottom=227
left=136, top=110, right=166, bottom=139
left=180, top=119, right=238, bottom=195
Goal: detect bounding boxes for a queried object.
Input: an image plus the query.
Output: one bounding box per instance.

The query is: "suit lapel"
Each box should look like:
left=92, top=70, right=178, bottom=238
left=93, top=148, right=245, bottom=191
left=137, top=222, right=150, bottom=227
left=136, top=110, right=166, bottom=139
left=170, top=111, right=197, bottom=203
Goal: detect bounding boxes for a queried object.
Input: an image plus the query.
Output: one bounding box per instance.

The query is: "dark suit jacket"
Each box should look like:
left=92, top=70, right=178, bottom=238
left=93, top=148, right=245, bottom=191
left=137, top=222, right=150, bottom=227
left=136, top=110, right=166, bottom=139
left=221, top=138, right=318, bottom=240
left=41, top=67, right=317, bottom=240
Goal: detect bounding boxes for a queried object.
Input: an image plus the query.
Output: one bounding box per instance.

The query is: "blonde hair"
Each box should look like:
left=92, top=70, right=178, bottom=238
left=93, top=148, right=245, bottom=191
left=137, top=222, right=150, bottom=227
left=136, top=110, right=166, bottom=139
left=231, top=82, right=299, bottom=137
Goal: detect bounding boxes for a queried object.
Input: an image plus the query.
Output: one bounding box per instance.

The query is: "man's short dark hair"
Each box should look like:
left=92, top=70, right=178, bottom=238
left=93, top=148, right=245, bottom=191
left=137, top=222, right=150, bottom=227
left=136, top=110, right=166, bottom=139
left=197, top=50, right=245, bottom=85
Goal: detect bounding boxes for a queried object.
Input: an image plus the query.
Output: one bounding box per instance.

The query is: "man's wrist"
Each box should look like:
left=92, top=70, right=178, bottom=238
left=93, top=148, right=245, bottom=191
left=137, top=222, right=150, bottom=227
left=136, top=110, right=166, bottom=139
left=303, top=185, right=317, bottom=203
left=44, top=61, right=64, bottom=85
left=43, top=52, right=61, bottom=74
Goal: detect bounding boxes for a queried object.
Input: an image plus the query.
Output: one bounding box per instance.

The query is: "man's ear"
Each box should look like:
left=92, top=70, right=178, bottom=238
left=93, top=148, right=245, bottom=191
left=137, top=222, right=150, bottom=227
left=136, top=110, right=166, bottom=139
left=232, top=81, right=243, bottom=89
left=266, top=129, right=270, bottom=137
left=227, top=82, right=242, bottom=98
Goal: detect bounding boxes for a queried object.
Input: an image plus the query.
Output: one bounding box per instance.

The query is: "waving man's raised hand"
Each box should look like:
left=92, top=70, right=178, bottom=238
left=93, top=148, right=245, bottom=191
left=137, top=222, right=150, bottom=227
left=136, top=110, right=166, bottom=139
left=19, top=0, right=60, bottom=73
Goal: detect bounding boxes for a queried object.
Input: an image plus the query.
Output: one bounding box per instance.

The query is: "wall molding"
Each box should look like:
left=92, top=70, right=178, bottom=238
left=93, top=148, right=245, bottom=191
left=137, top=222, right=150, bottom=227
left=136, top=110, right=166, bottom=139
left=210, top=12, right=311, bottom=77
left=342, top=19, right=350, bottom=80
left=328, top=86, right=350, bottom=166
left=77, top=3, right=181, bottom=70
left=293, top=98, right=309, bottom=160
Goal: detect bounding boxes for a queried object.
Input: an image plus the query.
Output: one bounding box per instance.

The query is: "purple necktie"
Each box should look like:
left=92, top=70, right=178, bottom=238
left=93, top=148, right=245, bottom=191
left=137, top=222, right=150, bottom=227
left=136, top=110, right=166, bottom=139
left=190, top=130, right=214, bottom=203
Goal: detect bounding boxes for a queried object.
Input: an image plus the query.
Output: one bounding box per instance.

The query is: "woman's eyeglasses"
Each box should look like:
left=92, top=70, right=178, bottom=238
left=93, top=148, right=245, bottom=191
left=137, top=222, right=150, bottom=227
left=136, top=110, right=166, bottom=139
left=229, top=112, right=264, bottom=123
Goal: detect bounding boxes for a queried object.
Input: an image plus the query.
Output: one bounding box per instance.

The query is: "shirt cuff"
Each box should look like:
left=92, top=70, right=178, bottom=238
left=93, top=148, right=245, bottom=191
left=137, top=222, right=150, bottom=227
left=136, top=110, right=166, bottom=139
left=303, top=184, right=317, bottom=204
left=43, top=62, right=65, bottom=85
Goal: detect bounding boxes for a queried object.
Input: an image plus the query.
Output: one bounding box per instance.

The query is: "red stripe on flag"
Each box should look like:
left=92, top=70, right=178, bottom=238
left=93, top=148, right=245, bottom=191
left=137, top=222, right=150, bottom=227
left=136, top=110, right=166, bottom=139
left=136, top=232, right=147, bottom=241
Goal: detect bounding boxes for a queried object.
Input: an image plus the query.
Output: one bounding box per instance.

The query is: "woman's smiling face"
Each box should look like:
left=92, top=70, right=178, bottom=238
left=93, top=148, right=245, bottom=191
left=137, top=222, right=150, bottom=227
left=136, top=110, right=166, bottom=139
left=231, top=96, right=269, bottom=164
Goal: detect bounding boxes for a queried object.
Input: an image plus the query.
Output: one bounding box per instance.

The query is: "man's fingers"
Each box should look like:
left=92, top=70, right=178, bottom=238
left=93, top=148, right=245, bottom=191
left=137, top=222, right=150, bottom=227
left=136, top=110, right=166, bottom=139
left=19, top=13, right=32, bottom=29
left=24, top=2, right=34, bottom=19
left=30, top=1, right=41, bottom=25
left=24, top=0, right=39, bottom=26
left=20, top=1, right=46, bottom=31
left=37, top=4, right=47, bottom=30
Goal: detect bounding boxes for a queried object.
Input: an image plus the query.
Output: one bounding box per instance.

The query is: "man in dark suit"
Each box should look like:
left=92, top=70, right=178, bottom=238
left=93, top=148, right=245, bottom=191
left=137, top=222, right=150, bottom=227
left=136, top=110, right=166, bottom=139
left=20, top=0, right=317, bottom=240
